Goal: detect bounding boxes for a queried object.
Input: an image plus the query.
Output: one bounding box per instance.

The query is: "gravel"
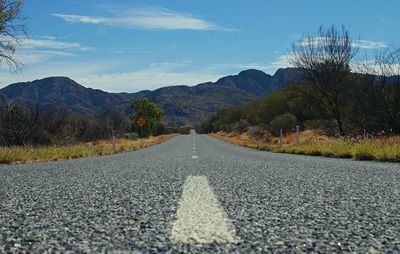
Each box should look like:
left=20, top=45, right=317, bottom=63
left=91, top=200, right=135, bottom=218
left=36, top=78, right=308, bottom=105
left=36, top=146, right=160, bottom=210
left=0, top=134, right=399, bottom=253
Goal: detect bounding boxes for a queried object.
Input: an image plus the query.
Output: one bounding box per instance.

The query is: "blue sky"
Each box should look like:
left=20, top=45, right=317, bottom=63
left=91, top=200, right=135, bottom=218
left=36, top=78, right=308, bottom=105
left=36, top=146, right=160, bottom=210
left=1, top=0, right=399, bottom=92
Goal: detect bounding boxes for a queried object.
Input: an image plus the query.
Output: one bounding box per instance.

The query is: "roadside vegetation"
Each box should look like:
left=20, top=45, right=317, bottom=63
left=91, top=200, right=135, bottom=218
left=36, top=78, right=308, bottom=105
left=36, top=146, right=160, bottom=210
left=213, top=131, right=400, bottom=162
left=0, top=97, right=183, bottom=164
left=0, top=134, right=177, bottom=164
left=197, top=25, right=400, bottom=162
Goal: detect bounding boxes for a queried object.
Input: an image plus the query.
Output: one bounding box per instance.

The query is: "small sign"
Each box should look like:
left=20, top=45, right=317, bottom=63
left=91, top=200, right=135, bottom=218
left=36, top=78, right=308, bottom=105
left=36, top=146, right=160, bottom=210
left=137, top=117, right=146, bottom=127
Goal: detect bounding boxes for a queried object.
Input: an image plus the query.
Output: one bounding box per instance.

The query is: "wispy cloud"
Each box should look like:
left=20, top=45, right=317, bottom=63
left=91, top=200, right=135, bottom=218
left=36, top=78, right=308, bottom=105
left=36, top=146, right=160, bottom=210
left=11, top=50, right=74, bottom=65
left=0, top=60, right=224, bottom=92
left=269, top=54, right=294, bottom=68
left=79, top=70, right=222, bottom=92
left=53, top=7, right=236, bottom=31
left=0, top=36, right=92, bottom=68
left=355, top=40, right=387, bottom=49
left=20, top=37, right=92, bottom=51
left=298, top=37, right=387, bottom=49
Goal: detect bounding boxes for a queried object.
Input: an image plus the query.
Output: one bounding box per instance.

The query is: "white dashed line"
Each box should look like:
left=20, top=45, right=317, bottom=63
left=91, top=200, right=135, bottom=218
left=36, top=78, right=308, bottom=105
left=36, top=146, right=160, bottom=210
left=170, top=176, right=237, bottom=244
left=192, top=143, right=197, bottom=158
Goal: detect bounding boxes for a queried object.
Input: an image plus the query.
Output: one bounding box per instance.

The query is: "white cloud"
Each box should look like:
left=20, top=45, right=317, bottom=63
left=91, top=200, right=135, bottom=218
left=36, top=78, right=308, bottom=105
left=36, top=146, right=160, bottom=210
left=269, top=54, right=293, bottom=68
left=356, top=40, right=387, bottom=49
left=53, top=14, right=105, bottom=24
left=298, top=37, right=387, bottom=49
left=267, top=53, right=400, bottom=76
left=53, top=7, right=235, bottom=31
left=350, top=60, right=400, bottom=75
left=79, top=70, right=222, bottom=92
left=0, top=61, right=223, bottom=92
left=0, top=36, right=93, bottom=68
left=12, top=50, right=74, bottom=65
left=19, top=37, right=92, bottom=51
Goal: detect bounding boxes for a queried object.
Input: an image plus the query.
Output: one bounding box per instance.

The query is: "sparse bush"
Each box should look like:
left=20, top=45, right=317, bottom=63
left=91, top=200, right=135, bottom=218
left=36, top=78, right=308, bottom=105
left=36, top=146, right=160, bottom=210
left=34, top=130, right=52, bottom=145
left=231, top=119, right=249, bottom=134
left=304, top=119, right=338, bottom=136
left=178, top=126, right=191, bottom=135
left=154, top=122, right=166, bottom=136
left=270, top=113, right=297, bottom=136
left=124, top=132, right=139, bottom=140
left=248, top=126, right=264, bottom=139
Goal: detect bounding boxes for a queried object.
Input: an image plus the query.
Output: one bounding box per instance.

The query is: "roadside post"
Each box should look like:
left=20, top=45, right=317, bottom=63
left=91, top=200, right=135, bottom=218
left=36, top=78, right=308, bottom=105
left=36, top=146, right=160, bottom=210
left=296, top=125, right=300, bottom=144
left=137, top=117, right=146, bottom=147
left=280, top=129, right=283, bottom=146
left=112, top=130, right=116, bottom=151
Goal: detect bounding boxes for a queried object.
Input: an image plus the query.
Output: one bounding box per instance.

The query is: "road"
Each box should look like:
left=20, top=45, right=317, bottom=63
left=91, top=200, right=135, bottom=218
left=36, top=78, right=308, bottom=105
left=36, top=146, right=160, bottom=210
left=0, top=133, right=399, bottom=253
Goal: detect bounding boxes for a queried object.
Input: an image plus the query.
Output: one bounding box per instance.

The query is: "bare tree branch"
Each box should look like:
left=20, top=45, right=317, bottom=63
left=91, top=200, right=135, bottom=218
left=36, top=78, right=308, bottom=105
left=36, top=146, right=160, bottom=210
left=0, top=0, right=26, bottom=72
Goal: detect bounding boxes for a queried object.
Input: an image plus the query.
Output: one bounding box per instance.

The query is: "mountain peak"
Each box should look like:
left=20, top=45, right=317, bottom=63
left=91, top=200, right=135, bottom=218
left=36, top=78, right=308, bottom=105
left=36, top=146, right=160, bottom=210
left=238, top=69, right=269, bottom=78
left=0, top=68, right=304, bottom=126
left=31, top=76, right=81, bottom=87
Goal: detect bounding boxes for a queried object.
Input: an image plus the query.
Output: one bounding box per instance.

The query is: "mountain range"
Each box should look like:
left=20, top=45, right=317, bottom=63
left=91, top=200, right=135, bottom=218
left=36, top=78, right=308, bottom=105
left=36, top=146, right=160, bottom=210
left=0, top=68, right=303, bottom=126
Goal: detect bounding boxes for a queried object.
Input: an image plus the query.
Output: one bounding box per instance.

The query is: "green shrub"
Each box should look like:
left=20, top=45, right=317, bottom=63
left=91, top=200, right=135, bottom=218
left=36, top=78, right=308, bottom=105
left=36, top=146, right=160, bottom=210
left=270, top=113, right=297, bottom=136
left=124, top=132, right=139, bottom=140
left=178, top=126, right=191, bottom=135
left=231, top=119, right=249, bottom=134
left=248, top=126, right=264, bottom=139
left=304, top=119, right=338, bottom=136
left=34, top=130, right=52, bottom=145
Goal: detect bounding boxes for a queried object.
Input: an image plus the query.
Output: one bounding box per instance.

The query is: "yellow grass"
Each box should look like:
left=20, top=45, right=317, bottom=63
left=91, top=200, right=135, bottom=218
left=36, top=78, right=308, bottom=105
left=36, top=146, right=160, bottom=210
left=212, top=131, right=400, bottom=162
left=0, top=134, right=178, bottom=165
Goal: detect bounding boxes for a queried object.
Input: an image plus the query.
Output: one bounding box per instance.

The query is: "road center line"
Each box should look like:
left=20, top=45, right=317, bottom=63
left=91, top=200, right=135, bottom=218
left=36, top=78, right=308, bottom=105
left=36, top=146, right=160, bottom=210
left=170, top=176, right=237, bottom=244
left=192, top=155, right=198, bottom=159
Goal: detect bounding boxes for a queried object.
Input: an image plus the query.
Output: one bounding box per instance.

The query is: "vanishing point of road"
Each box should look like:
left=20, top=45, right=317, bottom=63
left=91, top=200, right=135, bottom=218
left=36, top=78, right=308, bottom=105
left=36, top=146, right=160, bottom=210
left=0, top=133, right=399, bottom=253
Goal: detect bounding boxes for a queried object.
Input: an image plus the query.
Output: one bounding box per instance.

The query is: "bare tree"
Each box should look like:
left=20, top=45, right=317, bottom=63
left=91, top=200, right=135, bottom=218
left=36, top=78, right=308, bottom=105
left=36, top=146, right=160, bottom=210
left=97, top=108, right=130, bottom=138
left=359, top=46, right=400, bottom=133
left=0, top=0, right=25, bottom=71
left=290, top=24, right=357, bottom=135
left=0, top=94, right=40, bottom=146
left=0, top=93, right=15, bottom=144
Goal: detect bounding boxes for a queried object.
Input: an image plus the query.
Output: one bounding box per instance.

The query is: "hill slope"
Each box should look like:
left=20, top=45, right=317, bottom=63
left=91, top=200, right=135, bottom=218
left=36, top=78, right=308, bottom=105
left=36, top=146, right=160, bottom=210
left=0, top=68, right=303, bottom=126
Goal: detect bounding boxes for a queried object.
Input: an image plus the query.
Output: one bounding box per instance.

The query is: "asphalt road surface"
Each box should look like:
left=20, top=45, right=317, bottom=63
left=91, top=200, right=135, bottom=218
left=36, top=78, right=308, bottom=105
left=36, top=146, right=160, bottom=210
left=0, top=133, right=399, bottom=253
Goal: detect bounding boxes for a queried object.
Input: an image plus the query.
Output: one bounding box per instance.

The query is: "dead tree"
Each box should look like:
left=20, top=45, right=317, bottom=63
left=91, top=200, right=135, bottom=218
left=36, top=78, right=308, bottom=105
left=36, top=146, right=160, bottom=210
left=290, top=24, right=357, bottom=135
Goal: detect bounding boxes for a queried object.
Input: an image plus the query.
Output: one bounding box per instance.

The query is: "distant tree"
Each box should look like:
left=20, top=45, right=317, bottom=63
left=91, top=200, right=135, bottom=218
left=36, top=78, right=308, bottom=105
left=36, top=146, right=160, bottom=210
left=38, top=107, right=92, bottom=145
left=196, top=114, right=219, bottom=134
left=270, top=113, right=297, bottom=136
left=231, top=119, right=249, bottom=134
left=257, top=90, right=288, bottom=127
left=0, top=0, right=26, bottom=71
left=248, top=126, right=264, bottom=139
left=290, top=24, right=357, bottom=135
left=97, top=108, right=130, bottom=138
left=357, top=46, right=400, bottom=133
left=130, top=98, right=163, bottom=137
left=0, top=94, right=40, bottom=146
left=221, top=107, right=245, bottom=125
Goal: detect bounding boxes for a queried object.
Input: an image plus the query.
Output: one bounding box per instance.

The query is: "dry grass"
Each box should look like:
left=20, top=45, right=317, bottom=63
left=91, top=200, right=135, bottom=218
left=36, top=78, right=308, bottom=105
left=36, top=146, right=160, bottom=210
left=0, top=134, right=178, bottom=165
left=212, top=131, right=400, bottom=162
